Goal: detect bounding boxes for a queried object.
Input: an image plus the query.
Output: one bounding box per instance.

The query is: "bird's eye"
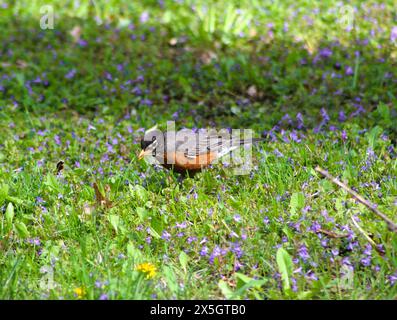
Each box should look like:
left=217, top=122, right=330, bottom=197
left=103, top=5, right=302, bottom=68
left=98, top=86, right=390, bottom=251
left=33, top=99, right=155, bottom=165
left=141, top=139, right=152, bottom=150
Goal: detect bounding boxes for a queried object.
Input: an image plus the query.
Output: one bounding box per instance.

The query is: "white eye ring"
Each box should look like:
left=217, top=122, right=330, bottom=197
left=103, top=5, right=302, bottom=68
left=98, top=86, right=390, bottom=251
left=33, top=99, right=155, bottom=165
left=150, top=140, right=158, bottom=150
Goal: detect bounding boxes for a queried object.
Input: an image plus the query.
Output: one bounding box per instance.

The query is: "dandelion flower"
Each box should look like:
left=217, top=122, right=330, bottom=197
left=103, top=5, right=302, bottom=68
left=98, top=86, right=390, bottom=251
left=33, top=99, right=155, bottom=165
left=136, top=262, right=157, bottom=279
left=73, top=287, right=86, bottom=299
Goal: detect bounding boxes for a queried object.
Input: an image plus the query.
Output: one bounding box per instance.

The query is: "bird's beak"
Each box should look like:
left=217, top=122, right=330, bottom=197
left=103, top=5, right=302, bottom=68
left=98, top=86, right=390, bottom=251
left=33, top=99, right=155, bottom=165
left=138, top=150, right=146, bottom=160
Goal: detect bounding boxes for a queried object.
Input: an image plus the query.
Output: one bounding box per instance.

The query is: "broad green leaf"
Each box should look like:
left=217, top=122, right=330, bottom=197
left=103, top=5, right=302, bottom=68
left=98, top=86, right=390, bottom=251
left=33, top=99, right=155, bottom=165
left=136, top=207, right=149, bottom=221
left=147, top=227, right=160, bottom=239
left=367, top=126, right=383, bottom=149
left=150, top=216, right=164, bottom=235
left=6, top=196, right=24, bottom=206
left=179, top=251, right=189, bottom=273
left=44, top=173, right=61, bottom=193
left=235, top=273, right=267, bottom=295
left=276, top=248, right=293, bottom=292
left=127, top=242, right=142, bottom=260
left=297, top=291, right=313, bottom=299
left=129, top=184, right=148, bottom=202
left=377, top=103, right=392, bottom=126
left=15, top=221, right=29, bottom=238
left=5, top=202, right=14, bottom=226
left=108, top=214, right=120, bottom=233
left=163, top=266, right=178, bottom=294
left=218, top=280, right=234, bottom=299
left=0, top=184, right=9, bottom=206
left=289, top=192, right=305, bottom=216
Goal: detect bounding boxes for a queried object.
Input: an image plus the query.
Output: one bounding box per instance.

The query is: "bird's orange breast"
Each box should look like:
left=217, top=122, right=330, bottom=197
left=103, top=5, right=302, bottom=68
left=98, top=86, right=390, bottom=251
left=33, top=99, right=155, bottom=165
left=163, top=151, right=217, bottom=173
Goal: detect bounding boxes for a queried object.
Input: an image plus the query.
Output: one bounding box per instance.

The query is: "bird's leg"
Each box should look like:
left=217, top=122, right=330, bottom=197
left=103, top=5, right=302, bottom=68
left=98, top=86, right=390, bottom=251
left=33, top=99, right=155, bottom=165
left=166, top=174, right=175, bottom=186
left=176, top=174, right=186, bottom=185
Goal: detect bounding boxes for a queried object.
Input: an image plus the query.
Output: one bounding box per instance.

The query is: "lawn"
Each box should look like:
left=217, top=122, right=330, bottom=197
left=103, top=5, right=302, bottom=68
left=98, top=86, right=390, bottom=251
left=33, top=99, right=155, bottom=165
left=0, top=0, right=396, bottom=300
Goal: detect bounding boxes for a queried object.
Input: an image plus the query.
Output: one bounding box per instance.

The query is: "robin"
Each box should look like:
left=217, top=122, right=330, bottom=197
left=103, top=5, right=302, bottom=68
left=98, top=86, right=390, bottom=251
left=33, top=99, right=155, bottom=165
left=138, top=127, right=264, bottom=175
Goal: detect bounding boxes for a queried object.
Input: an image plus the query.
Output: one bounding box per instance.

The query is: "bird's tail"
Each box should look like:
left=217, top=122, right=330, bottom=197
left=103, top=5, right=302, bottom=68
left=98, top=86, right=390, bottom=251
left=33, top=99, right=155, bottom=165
left=239, top=137, right=265, bottom=145
left=216, top=137, right=265, bottom=159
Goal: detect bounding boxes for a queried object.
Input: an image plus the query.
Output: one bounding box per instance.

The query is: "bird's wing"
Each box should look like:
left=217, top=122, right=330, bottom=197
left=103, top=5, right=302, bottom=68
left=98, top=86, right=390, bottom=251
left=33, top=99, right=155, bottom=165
left=171, top=129, right=263, bottom=158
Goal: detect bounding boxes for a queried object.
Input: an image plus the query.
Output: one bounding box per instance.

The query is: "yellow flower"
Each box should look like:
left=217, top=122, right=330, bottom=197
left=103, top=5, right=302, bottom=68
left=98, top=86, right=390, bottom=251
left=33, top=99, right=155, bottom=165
left=136, top=262, right=157, bottom=279
left=73, top=287, right=86, bottom=299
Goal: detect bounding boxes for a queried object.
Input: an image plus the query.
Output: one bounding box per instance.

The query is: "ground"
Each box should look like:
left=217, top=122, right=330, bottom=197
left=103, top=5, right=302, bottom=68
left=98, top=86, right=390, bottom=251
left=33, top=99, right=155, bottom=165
left=0, top=0, right=396, bottom=299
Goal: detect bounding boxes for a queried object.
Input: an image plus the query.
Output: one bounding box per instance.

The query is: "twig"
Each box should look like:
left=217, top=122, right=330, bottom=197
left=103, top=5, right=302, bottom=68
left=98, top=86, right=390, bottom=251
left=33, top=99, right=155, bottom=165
left=315, top=166, right=397, bottom=234
left=350, top=214, right=386, bottom=256
left=317, top=228, right=348, bottom=239
left=350, top=215, right=376, bottom=246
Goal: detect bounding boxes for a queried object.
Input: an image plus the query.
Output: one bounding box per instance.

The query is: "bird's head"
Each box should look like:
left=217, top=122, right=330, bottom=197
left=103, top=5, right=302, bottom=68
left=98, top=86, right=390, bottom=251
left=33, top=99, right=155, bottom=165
left=138, top=137, right=158, bottom=160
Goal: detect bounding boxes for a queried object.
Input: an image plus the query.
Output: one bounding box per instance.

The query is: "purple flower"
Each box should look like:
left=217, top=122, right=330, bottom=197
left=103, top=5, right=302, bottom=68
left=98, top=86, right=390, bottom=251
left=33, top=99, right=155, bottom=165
left=341, top=130, right=347, bottom=141
left=234, top=260, right=243, bottom=271
left=363, top=244, right=372, bottom=256
left=302, top=205, right=311, bottom=214
left=140, top=11, right=149, bottom=23
left=176, top=222, right=187, bottom=229
left=209, top=246, right=222, bottom=263
left=319, top=48, right=332, bottom=58
left=161, top=230, right=171, bottom=241
left=187, top=236, right=197, bottom=244
left=233, top=214, right=241, bottom=222
left=28, top=237, right=41, bottom=246
left=296, top=113, right=304, bottom=129
left=105, top=72, right=113, bottom=81
left=320, top=108, right=330, bottom=123
left=388, top=271, right=397, bottom=285
left=172, top=111, right=179, bottom=120
left=291, top=277, right=298, bottom=292
left=65, top=69, right=76, bottom=79
left=99, top=294, right=108, bottom=300
left=200, top=246, right=208, bottom=256
left=390, top=26, right=397, bottom=43
left=298, top=245, right=310, bottom=261
left=36, top=197, right=45, bottom=204
left=263, top=216, right=270, bottom=225
left=54, top=135, right=61, bottom=145
left=345, top=66, right=354, bottom=76
left=290, top=131, right=301, bottom=143
left=273, top=149, right=284, bottom=158
left=77, top=39, right=88, bottom=47
left=136, top=75, right=144, bottom=82
left=140, top=98, right=152, bottom=106
left=347, top=241, right=358, bottom=251
left=361, top=256, right=371, bottom=267
left=308, top=221, right=321, bottom=233
left=305, top=270, right=318, bottom=281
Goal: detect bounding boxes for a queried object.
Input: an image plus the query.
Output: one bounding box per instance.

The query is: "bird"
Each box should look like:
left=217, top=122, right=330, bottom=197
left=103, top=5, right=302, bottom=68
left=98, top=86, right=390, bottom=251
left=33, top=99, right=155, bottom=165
left=138, top=127, right=264, bottom=176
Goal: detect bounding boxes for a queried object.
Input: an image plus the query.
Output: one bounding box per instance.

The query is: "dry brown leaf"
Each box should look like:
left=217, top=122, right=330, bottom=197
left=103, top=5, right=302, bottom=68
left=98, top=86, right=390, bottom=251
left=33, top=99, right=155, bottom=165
left=93, top=182, right=113, bottom=208
left=200, top=50, right=217, bottom=65
left=247, top=85, right=257, bottom=97
left=16, top=60, right=28, bottom=69
left=317, top=228, right=348, bottom=239
left=169, top=38, right=178, bottom=46
left=120, top=144, right=128, bottom=157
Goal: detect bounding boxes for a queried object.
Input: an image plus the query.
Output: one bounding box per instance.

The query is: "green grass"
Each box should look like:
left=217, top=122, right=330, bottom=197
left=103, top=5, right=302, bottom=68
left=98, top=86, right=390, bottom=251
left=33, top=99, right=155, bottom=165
left=0, top=0, right=396, bottom=299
